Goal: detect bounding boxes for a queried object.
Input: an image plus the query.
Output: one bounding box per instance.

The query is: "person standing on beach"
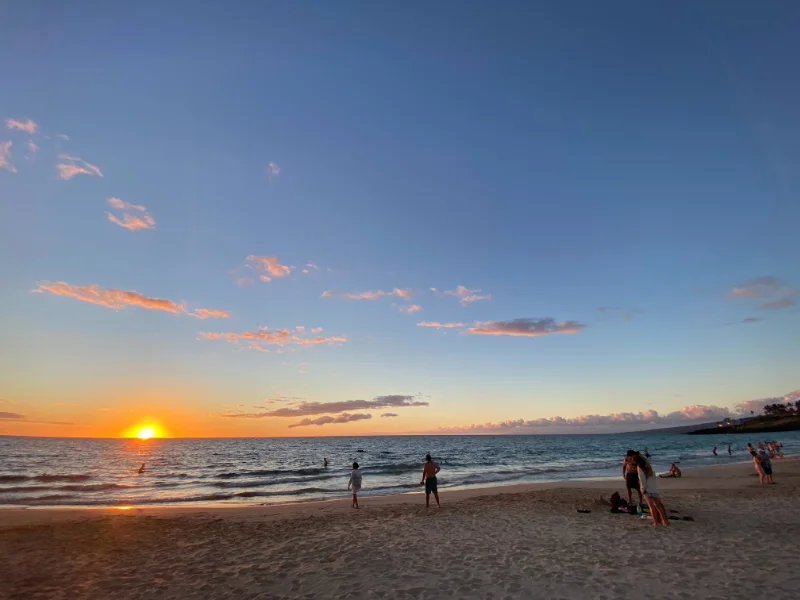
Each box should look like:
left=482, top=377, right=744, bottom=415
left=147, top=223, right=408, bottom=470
left=347, top=462, right=362, bottom=508
left=728, top=444, right=732, bottom=457
left=757, top=450, right=774, bottom=485
left=623, top=450, right=643, bottom=506
left=712, top=447, right=717, bottom=457
left=634, top=454, right=669, bottom=528
left=750, top=450, right=765, bottom=485
left=420, top=454, right=441, bottom=508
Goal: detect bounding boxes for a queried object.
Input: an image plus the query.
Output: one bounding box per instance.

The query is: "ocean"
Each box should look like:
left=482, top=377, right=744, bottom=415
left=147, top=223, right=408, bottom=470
left=1, top=432, right=798, bottom=507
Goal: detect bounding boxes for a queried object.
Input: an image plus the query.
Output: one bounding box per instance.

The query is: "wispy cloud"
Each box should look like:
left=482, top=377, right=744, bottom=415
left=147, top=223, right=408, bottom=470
left=381, top=413, right=399, bottom=418
left=397, top=304, right=423, bottom=314
left=322, top=288, right=412, bottom=300
left=200, top=327, right=345, bottom=351
left=727, top=276, right=797, bottom=310
left=245, top=255, right=293, bottom=282
left=27, top=140, right=39, bottom=155
left=57, top=134, right=69, bottom=141
left=56, top=153, right=103, bottom=180
left=0, top=411, right=72, bottom=425
left=468, top=318, right=586, bottom=337
left=0, top=141, right=17, bottom=173
left=443, top=285, right=492, bottom=305
left=223, top=395, right=427, bottom=419
left=5, top=118, right=38, bottom=134
left=302, top=263, right=321, bottom=274
left=34, top=281, right=229, bottom=319
left=417, top=321, right=465, bottom=329
left=289, top=413, right=371, bottom=428
left=267, top=161, right=280, bottom=177
left=106, top=197, right=156, bottom=231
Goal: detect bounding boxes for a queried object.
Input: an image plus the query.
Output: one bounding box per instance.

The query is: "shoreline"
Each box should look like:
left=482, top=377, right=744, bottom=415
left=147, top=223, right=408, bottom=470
left=0, top=457, right=786, bottom=525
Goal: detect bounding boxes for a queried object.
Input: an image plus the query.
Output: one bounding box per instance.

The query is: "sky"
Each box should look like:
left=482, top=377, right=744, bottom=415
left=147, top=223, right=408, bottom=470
left=1, top=1, right=798, bottom=437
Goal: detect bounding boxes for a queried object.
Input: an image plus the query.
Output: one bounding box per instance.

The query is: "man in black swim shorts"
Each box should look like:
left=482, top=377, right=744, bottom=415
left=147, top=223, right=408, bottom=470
left=623, top=450, right=643, bottom=506
left=420, top=453, right=441, bottom=507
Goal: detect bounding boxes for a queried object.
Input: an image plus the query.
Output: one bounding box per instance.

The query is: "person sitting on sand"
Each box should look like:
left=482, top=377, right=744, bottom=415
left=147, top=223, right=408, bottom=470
left=347, top=462, right=362, bottom=508
left=659, top=463, right=681, bottom=478
left=623, top=450, right=643, bottom=506
left=420, top=453, right=441, bottom=508
left=634, top=454, right=669, bottom=528
left=608, top=491, right=629, bottom=513
left=138, top=463, right=145, bottom=474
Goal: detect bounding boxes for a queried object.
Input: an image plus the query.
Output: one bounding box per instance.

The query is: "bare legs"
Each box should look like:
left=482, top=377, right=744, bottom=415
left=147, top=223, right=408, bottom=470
left=352, top=491, right=359, bottom=509
left=425, top=492, right=440, bottom=508
left=644, top=495, right=669, bottom=527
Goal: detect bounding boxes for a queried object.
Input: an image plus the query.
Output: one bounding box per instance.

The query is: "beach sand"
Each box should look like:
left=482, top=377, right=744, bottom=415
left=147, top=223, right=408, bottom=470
left=1, top=459, right=799, bottom=599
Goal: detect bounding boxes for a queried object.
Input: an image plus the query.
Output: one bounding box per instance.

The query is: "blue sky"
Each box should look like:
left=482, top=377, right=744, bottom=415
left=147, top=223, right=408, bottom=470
left=1, top=1, right=798, bottom=436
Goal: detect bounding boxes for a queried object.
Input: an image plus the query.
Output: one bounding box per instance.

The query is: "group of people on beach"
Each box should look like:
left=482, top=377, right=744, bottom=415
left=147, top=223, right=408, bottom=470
left=747, top=441, right=781, bottom=485
left=622, top=450, right=669, bottom=527
left=346, top=453, right=441, bottom=509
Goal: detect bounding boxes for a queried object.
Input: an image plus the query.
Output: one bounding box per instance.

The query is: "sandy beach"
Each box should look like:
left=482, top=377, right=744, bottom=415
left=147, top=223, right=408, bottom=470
left=1, top=459, right=799, bottom=600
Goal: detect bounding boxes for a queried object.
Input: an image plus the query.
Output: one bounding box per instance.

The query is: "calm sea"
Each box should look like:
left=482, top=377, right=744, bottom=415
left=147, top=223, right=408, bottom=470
left=1, top=432, right=798, bottom=507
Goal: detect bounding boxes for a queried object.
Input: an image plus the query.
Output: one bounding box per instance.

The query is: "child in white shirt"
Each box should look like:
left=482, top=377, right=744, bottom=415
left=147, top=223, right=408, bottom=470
left=348, top=462, right=362, bottom=509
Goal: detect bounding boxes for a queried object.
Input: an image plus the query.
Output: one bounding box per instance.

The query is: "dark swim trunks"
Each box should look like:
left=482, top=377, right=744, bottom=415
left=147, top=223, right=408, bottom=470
left=425, top=476, right=438, bottom=494
left=625, top=473, right=639, bottom=490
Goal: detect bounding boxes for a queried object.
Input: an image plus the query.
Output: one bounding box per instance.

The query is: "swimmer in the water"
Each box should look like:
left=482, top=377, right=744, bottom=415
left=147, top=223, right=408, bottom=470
left=138, top=463, right=145, bottom=474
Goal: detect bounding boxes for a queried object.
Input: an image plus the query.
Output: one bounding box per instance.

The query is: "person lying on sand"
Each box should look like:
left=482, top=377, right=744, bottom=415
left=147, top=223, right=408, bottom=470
left=420, top=454, right=441, bottom=508
left=659, top=463, right=681, bottom=478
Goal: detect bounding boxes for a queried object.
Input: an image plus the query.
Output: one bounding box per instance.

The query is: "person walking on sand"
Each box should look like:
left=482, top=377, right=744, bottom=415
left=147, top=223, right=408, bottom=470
left=623, top=450, right=643, bottom=506
left=634, top=454, right=669, bottom=528
left=420, top=453, right=441, bottom=508
left=347, top=461, right=362, bottom=508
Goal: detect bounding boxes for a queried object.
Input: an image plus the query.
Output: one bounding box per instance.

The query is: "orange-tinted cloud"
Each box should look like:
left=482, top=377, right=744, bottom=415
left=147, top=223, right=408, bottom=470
left=5, top=117, right=38, bottom=134
left=192, top=308, right=232, bottom=320
left=397, top=304, right=422, bottom=314
left=106, top=197, right=156, bottom=231
left=0, top=141, right=16, bottom=173
left=381, top=413, right=399, bottom=418
left=467, top=318, right=585, bottom=337
left=288, top=413, right=372, bottom=428
left=27, top=140, right=39, bottom=155
left=0, top=411, right=72, bottom=425
left=444, top=285, right=491, bottom=305
left=200, top=327, right=345, bottom=351
left=56, top=154, right=103, bottom=179
left=245, top=255, right=293, bottom=282
left=34, top=281, right=228, bottom=319
left=417, top=321, right=465, bottom=329
left=322, top=288, right=412, bottom=300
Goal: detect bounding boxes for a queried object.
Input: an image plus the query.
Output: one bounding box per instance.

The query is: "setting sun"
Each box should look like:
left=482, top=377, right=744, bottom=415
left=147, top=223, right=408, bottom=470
left=136, top=426, right=155, bottom=440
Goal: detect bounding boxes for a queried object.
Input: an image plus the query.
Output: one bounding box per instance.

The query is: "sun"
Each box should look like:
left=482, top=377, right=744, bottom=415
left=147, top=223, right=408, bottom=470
left=136, top=426, right=155, bottom=440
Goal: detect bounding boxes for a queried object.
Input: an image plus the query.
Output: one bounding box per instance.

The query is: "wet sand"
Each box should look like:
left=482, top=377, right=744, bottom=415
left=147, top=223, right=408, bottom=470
left=1, top=459, right=798, bottom=599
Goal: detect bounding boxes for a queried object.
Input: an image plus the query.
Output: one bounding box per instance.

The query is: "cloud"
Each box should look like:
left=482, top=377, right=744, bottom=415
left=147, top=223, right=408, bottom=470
left=0, top=141, right=17, bottom=173
left=56, top=154, right=103, bottom=179
left=727, top=276, right=797, bottom=310
left=740, top=317, right=762, bottom=324
left=444, top=285, right=492, bottom=305
left=106, top=197, right=156, bottom=231
left=302, top=263, right=321, bottom=274
left=311, top=327, right=323, bottom=334
left=267, top=161, right=280, bottom=176
left=57, top=134, right=69, bottom=141
left=289, top=413, right=372, bottom=428
left=223, top=395, right=427, bottom=419
left=417, top=321, right=465, bottom=329
left=200, top=327, right=345, bottom=351
left=397, top=304, right=423, bottom=314
left=381, top=413, right=399, bottom=418
left=441, top=389, right=800, bottom=434
left=191, top=308, right=232, bottom=320
left=34, top=281, right=228, bottom=319
left=0, top=411, right=72, bottom=425
left=467, top=318, right=586, bottom=337
left=322, top=288, right=412, bottom=300
left=245, top=255, right=293, bottom=282
left=27, top=140, right=39, bottom=155
left=5, top=118, right=38, bottom=134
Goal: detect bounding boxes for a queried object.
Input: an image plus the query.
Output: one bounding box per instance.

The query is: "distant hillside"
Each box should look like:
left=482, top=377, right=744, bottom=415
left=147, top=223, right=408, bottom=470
left=629, top=422, right=720, bottom=435
left=688, top=414, right=800, bottom=435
